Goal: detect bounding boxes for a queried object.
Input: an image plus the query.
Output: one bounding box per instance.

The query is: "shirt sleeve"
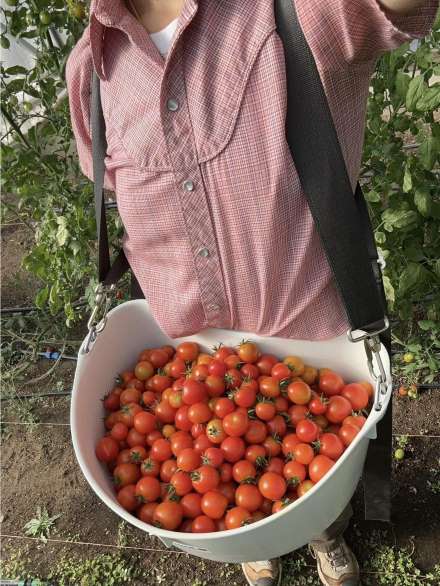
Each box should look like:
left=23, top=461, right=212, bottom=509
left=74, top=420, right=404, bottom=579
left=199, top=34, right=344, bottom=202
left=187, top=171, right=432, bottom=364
left=65, top=25, right=116, bottom=192
left=296, top=0, right=439, bottom=68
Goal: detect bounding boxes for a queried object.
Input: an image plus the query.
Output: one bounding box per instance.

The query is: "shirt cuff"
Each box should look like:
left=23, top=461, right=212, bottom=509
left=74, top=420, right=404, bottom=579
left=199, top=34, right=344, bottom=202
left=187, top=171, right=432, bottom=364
left=375, top=0, right=439, bottom=40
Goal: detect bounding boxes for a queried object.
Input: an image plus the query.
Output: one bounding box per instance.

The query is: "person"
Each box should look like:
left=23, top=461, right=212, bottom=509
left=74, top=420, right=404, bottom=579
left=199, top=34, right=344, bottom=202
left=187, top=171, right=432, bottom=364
left=65, top=1, right=438, bottom=584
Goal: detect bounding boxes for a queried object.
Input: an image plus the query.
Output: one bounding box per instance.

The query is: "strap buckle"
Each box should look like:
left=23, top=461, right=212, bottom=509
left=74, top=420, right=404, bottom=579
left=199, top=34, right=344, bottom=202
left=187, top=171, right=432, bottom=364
left=363, top=335, right=389, bottom=412
left=346, top=316, right=390, bottom=343
left=82, top=282, right=116, bottom=354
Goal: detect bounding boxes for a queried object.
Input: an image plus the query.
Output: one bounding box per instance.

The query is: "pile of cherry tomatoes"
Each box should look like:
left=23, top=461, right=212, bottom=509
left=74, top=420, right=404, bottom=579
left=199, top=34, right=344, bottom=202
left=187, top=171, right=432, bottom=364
left=95, top=341, right=373, bottom=533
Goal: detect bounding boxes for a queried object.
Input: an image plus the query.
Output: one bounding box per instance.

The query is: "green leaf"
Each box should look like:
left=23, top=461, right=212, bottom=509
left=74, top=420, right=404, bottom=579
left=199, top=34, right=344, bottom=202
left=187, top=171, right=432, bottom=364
left=418, top=320, right=436, bottom=331
left=414, top=188, right=433, bottom=217
left=382, top=209, right=418, bottom=232
left=382, top=275, right=395, bottom=308
left=403, top=164, right=412, bottom=192
left=395, top=71, right=411, bottom=101
left=398, top=262, right=430, bottom=296
left=56, top=225, right=69, bottom=246
left=375, top=231, right=386, bottom=244
left=419, top=137, right=438, bottom=170
left=416, top=84, right=440, bottom=111
left=406, top=76, right=425, bottom=111
left=366, top=189, right=381, bottom=202
left=5, top=65, right=28, bottom=75
left=35, top=286, right=49, bottom=309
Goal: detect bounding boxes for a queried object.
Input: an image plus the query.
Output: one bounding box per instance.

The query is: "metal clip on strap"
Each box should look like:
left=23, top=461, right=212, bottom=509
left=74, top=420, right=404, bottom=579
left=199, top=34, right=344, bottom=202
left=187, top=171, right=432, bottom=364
left=82, top=283, right=116, bottom=354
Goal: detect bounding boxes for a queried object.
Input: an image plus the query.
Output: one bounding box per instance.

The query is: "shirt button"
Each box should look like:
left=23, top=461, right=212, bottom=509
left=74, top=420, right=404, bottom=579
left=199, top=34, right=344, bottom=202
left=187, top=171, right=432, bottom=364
left=183, top=180, right=194, bottom=191
left=198, top=247, right=210, bottom=258
left=167, top=98, right=179, bottom=112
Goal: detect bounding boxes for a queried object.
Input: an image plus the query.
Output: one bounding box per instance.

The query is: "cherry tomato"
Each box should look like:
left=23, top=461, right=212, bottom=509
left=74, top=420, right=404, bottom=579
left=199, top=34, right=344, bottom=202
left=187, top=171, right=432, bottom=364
left=117, top=485, right=138, bottom=511
left=244, top=420, right=267, bottom=444
left=169, top=358, right=187, bottom=379
left=283, top=461, right=307, bottom=486
left=338, top=423, right=360, bottom=446
left=181, top=492, right=202, bottom=518
left=283, top=356, right=305, bottom=376
left=208, top=360, right=228, bottom=377
left=259, top=377, right=280, bottom=398
left=246, top=444, right=267, bottom=466
left=221, top=436, right=246, bottom=463
left=126, top=428, right=146, bottom=448
left=225, top=506, right=252, bottom=529
left=153, top=501, right=183, bottom=530
left=319, top=371, right=344, bottom=396
left=111, top=423, right=129, bottom=441
left=170, top=431, right=193, bottom=456
left=155, top=400, right=177, bottom=424
left=223, top=410, right=249, bottom=437
left=288, top=405, right=309, bottom=427
left=237, top=341, right=260, bottom=363
left=266, top=415, right=287, bottom=437
left=302, top=365, right=318, bottom=385
left=234, top=385, right=257, bottom=408
left=341, top=383, right=369, bottom=410
left=141, top=391, right=156, bottom=407
left=140, top=457, right=160, bottom=477
left=192, top=515, right=217, bottom=532
left=170, top=470, right=193, bottom=496
left=235, top=484, right=263, bottom=512
left=113, top=463, right=140, bottom=488
left=205, top=375, right=226, bottom=397
left=344, top=415, right=366, bottom=429
left=176, top=341, right=200, bottom=362
left=133, top=411, right=156, bottom=435
left=206, top=418, right=227, bottom=444
left=129, top=445, right=148, bottom=463
left=263, top=435, right=282, bottom=457
left=308, top=393, right=328, bottom=415
left=271, top=362, right=292, bottom=381
left=258, top=472, right=286, bottom=501
left=135, top=477, right=161, bottom=503
left=274, top=396, right=289, bottom=413
left=309, top=455, right=335, bottom=483
left=175, top=406, right=192, bottom=431
left=241, top=363, right=260, bottom=379
left=255, top=401, right=276, bottom=421
left=287, top=381, right=312, bottom=405
left=182, top=380, right=208, bottom=405
left=201, top=490, right=228, bottom=519
left=188, top=401, right=212, bottom=424
left=96, top=436, right=119, bottom=463
left=296, top=419, right=319, bottom=443
left=281, top=433, right=301, bottom=458
left=177, top=448, right=202, bottom=472
left=232, top=460, right=257, bottom=483
left=326, top=396, right=353, bottom=424
left=160, top=459, right=178, bottom=483
left=265, top=457, right=284, bottom=475
left=213, top=397, right=235, bottom=419
left=150, top=438, right=172, bottom=462
left=138, top=502, right=158, bottom=524
left=318, top=433, right=344, bottom=460
left=202, top=447, right=224, bottom=468
left=134, top=361, right=154, bottom=380
left=297, top=479, right=315, bottom=497
left=193, top=434, right=214, bottom=453
left=191, top=465, right=220, bottom=494
left=104, top=392, right=120, bottom=412
left=292, top=442, right=315, bottom=465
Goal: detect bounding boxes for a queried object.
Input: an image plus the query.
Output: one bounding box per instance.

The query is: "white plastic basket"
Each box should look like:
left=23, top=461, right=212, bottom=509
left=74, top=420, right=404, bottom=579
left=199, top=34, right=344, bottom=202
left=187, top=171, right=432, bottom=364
left=71, top=299, right=392, bottom=563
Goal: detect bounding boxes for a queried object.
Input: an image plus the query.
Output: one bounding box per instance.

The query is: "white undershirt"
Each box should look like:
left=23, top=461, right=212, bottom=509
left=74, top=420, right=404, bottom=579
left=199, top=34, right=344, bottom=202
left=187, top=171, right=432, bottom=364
left=149, top=17, right=179, bottom=57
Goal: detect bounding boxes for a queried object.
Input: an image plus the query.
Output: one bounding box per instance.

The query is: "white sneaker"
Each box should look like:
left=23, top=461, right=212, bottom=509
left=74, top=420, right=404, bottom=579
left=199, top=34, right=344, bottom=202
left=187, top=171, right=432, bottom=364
left=241, top=558, right=282, bottom=586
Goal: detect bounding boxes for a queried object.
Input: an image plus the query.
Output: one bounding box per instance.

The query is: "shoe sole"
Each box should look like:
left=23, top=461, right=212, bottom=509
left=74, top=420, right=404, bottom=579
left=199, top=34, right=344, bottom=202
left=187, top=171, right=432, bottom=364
left=241, top=563, right=283, bottom=586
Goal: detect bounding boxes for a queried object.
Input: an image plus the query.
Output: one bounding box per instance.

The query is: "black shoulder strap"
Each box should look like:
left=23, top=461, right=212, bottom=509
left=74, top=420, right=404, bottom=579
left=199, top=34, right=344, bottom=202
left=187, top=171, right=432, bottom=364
left=275, top=0, right=391, bottom=522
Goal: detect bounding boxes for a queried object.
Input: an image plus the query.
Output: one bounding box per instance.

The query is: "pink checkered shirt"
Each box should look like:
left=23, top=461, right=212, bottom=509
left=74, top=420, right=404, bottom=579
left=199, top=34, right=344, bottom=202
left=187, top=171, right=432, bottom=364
left=66, top=0, right=437, bottom=340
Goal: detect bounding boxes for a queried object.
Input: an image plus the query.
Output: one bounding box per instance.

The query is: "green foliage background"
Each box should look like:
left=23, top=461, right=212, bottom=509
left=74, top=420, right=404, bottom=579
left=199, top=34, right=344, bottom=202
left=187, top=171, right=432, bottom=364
left=1, top=1, right=440, bottom=382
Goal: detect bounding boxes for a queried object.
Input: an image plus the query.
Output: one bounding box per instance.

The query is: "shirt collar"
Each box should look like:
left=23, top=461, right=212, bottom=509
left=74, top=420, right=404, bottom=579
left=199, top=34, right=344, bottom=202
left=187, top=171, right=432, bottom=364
left=89, top=0, right=198, bottom=81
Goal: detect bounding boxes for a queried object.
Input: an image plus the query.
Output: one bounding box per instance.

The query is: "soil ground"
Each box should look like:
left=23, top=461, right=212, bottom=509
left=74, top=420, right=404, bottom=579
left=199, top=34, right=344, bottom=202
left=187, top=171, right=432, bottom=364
left=1, top=222, right=439, bottom=585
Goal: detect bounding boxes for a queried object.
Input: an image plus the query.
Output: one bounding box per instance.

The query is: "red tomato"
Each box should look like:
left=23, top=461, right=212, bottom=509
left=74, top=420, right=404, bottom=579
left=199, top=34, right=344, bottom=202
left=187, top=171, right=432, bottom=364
left=169, top=359, right=187, bottom=379
left=126, top=428, right=146, bottom=448
left=341, top=383, right=369, bottom=410
left=206, top=418, right=227, bottom=444
left=170, top=431, right=193, bottom=456
left=153, top=501, right=183, bottom=530
left=117, top=449, right=132, bottom=465
left=175, top=406, right=192, bottom=431
left=190, top=363, right=209, bottom=382
left=265, top=457, right=284, bottom=476
left=271, top=362, right=292, bottom=381
left=160, top=459, right=178, bottom=483
left=151, top=374, right=172, bottom=393
left=111, top=423, right=129, bottom=441
left=192, top=515, right=217, bottom=533
left=155, top=400, right=177, bottom=424
left=255, top=401, right=276, bottom=421
left=244, top=420, right=267, bottom=444
left=208, top=360, right=228, bottom=377
left=241, top=363, right=260, bottom=379
left=170, top=470, right=193, bottom=496
left=201, top=490, right=228, bottom=519
left=221, top=436, right=246, bottom=463
left=309, top=455, right=335, bottom=483
left=266, top=415, right=287, bottom=437
left=141, top=391, right=156, bottom=407
left=104, top=392, right=121, bottom=412
left=274, top=396, right=289, bottom=413
left=281, top=433, right=301, bottom=458
left=191, top=465, right=220, bottom=494
left=223, top=410, right=249, bottom=437
left=225, top=368, right=243, bottom=390
left=117, top=485, right=138, bottom=511
left=326, top=396, right=353, bottom=424
left=308, top=393, right=328, bottom=415
left=297, top=479, right=315, bottom=497
left=235, top=484, right=263, bottom=512
left=225, top=354, right=242, bottom=369
left=176, top=341, right=199, bottom=362
left=148, top=349, right=169, bottom=369
left=292, top=443, right=315, bottom=465
left=177, top=448, right=202, bottom=472
left=193, top=434, right=214, bottom=453
left=133, top=411, right=157, bottom=435
left=259, top=377, right=280, bottom=398
left=202, top=447, right=224, bottom=468
left=191, top=423, right=206, bottom=438
left=140, top=457, right=160, bottom=477
left=287, top=381, right=312, bottom=405
left=283, top=461, right=307, bottom=486
left=232, top=460, right=257, bottom=483
left=205, top=375, right=226, bottom=397
left=114, top=463, right=140, bottom=488
left=256, top=354, right=278, bottom=375
left=295, top=419, right=320, bottom=443
left=181, top=493, right=202, bottom=518
left=319, top=371, right=344, bottom=396
left=339, top=423, right=360, bottom=446
left=245, top=444, right=267, bottom=466
left=134, top=361, right=154, bottom=381
left=135, top=477, right=161, bottom=503
left=129, top=445, right=148, bottom=463
left=213, top=397, right=235, bottom=419
left=225, top=507, right=252, bottom=529
left=150, top=438, right=172, bottom=462
left=263, top=435, right=282, bottom=457
left=188, top=402, right=212, bottom=424
left=258, top=472, right=286, bottom=501
left=318, top=433, right=344, bottom=460
left=234, top=385, right=257, bottom=408
left=217, top=480, right=236, bottom=504
left=288, top=405, right=309, bottom=427
left=138, top=502, right=158, bottom=524
left=182, top=380, right=208, bottom=405
left=344, top=415, right=366, bottom=429
left=237, top=341, right=260, bottom=364
left=96, top=437, right=120, bottom=462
